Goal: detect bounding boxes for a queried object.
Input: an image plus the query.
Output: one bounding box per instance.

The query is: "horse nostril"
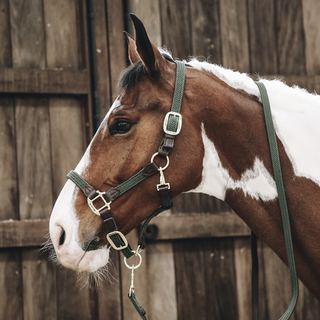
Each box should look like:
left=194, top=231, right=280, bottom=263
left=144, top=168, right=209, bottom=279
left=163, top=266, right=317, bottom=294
left=59, top=229, right=66, bottom=246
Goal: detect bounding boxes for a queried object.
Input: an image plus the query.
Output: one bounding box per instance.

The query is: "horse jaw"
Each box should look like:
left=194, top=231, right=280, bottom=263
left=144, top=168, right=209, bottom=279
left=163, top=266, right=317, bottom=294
left=189, top=123, right=277, bottom=202
left=49, top=152, right=110, bottom=273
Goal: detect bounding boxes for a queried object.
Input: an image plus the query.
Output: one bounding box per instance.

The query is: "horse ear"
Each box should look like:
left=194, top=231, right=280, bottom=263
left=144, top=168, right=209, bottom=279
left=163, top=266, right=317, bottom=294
left=130, top=14, right=166, bottom=75
left=123, top=31, right=140, bottom=64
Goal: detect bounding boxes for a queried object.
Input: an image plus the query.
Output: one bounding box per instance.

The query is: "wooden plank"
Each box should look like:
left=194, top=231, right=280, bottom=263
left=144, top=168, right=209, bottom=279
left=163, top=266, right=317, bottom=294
left=0, top=0, right=12, bottom=67
left=234, top=237, right=252, bottom=320
left=97, top=250, right=122, bottom=320
left=15, top=97, right=53, bottom=220
left=0, top=97, right=19, bottom=220
left=275, top=0, right=306, bottom=75
left=146, top=241, right=178, bottom=320
left=0, top=68, right=89, bottom=94
left=0, top=248, right=23, bottom=320
left=49, top=97, right=86, bottom=201
left=128, top=0, right=162, bottom=47
left=22, top=249, right=57, bottom=320
left=173, top=238, right=238, bottom=319
left=302, top=0, right=320, bottom=76
left=190, top=0, right=222, bottom=65
left=151, top=212, right=250, bottom=240
left=9, top=0, right=46, bottom=68
left=43, top=0, right=79, bottom=70
left=56, top=267, right=92, bottom=320
left=93, top=0, right=112, bottom=118
left=220, top=0, right=250, bottom=72
left=0, top=220, right=48, bottom=248
left=106, top=0, right=126, bottom=99
left=247, top=0, right=278, bottom=74
left=159, top=0, right=191, bottom=60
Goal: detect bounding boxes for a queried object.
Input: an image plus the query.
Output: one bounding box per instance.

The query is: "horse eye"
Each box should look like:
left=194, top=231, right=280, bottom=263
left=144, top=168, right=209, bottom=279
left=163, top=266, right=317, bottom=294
left=110, top=120, right=132, bottom=134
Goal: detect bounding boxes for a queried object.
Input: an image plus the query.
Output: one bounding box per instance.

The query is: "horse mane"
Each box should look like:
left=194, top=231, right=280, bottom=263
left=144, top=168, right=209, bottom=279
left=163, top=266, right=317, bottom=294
left=118, top=47, right=319, bottom=104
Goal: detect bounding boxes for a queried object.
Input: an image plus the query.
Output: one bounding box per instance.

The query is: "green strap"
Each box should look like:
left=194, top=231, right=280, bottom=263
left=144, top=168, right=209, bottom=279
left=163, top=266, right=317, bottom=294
left=255, top=81, right=298, bottom=320
left=109, top=234, right=133, bottom=258
left=128, top=292, right=147, bottom=320
left=166, top=61, right=185, bottom=133
left=67, top=170, right=90, bottom=192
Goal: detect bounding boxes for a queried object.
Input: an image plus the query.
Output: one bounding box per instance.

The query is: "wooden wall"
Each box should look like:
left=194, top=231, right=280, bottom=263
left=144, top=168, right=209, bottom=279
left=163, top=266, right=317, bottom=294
left=0, top=0, right=319, bottom=319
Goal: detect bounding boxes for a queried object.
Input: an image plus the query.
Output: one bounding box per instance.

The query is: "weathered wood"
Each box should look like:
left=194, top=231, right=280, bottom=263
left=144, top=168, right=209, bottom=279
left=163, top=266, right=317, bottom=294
left=49, top=96, right=86, bottom=201
left=0, top=0, right=12, bottom=67
left=93, top=0, right=112, bottom=118
left=0, top=68, right=89, bottom=94
left=275, top=0, right=306, bottom=75
left=0, top=97, right=19, bottom=220
left=97, top=249, right=122, bottom=320
left=152, top=212, right=250, bottom=240
left=56, top=267, right=92, bottom=320
left=220, top=0, right=250, bottom=72
left=190, top=0, right=222, bottom=65
left=146, top=241, right=178, bottom=320
left=106, top=0, right=126, bottom=99
left=173, top=238, right=238, bottom=319
left=0, top=220, right=47, bottom=248
left=9, top=0, right=46, bottom=68
left=43, top=0, right=79, bottom=70
left=159, top=0, right=191, bottom=60
left=247, top=0, right=278, bottom=74
left=128, top=0, right=162, bottom=47
left=15, top=97, right=53, bottom=220
left=22, top=249, right=57, bottom=320
left=234, top=237, right=252, bottom=320
left=0, top=248, right=23, bottom=320
left=302, top=0, right=320, bottom=76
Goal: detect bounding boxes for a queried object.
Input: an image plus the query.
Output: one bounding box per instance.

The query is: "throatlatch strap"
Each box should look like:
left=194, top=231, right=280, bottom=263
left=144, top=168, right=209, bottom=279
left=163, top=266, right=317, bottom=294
left=255, top=81, right=298, bottom=320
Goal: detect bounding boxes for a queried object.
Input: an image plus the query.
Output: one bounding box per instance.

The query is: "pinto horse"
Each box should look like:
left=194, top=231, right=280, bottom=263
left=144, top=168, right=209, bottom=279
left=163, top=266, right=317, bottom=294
left=49, top=14, right=320, bottom=301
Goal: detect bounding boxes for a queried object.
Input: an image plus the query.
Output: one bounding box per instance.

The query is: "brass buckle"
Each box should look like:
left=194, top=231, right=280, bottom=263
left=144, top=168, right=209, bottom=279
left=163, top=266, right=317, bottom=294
left=163, top=112, right=182, bottom=135
left=107, top=231, right=129, bottom=250
left=87, top=191, right=111, bottom=216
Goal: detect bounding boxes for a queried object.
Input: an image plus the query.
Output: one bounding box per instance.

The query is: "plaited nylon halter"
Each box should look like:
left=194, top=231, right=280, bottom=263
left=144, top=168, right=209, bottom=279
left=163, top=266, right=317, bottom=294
left=67, top=61, right=185, bottom=320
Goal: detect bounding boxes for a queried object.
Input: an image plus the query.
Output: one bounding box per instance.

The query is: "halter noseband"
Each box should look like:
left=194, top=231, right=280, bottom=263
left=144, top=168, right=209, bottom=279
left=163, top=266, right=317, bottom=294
left=67, top=61, right=186, bottom=259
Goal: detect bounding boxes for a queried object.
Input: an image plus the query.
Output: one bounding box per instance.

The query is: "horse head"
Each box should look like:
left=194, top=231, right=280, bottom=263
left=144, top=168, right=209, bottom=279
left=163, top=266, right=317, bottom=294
left=49, top=15, right=204, bottom=272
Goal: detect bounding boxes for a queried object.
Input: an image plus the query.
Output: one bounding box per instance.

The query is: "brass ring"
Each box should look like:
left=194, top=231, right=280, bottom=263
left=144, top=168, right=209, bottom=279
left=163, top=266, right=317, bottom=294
left=150, top=152, right=169, bottom=170
left=124, top=252, right=142, bottom=270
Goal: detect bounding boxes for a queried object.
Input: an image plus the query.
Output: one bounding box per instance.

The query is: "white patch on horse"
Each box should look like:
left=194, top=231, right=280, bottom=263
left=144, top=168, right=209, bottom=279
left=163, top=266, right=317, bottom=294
left=190, top=124, right=277, bottom=201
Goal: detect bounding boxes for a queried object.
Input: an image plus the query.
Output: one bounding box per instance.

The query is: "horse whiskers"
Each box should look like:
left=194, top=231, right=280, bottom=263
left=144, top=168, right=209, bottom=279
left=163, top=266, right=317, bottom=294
left=77, top=259, right=119, bottom=290
left=38, top=232, right=61, bottom=266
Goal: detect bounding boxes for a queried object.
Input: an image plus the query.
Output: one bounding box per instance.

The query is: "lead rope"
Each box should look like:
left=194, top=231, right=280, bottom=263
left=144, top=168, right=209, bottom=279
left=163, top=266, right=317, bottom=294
left=253, top=82, right=299, bottom=320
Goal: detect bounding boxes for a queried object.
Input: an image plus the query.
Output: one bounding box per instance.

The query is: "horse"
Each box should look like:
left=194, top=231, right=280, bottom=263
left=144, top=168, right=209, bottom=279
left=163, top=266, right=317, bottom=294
left=49, top=14, right=320, bottom=303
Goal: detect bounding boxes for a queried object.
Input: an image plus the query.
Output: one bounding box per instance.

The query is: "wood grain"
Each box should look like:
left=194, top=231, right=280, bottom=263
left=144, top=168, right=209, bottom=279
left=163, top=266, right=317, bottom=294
left=43, top=0, right=79, bottom=70
left=152, top=212, right=250, bottom=240
left=220, top=0, right=250, bottom=72
left=0, top=0, right=12, bottom=67
left=49, top=96, right=86, bottom=200
left=22, top=249, right=57, bottom=320
left=146, top=241, right=178, bottom=320
left=106, top=0, right=126, bottom=99
left=0, top=248, right=23, bottom=320
left=190, top=0, right=222, bottom=65
left=129, top=0, right=162, bottom=47
left=159, top=0, right=192, bottom=60
left=275, top=0, right=306, bottom=75
left=9, top=0, right=46, bottom=68
left=0, top=68, right=90, bottom=94
left=247, top=0, right=278, bottom=74
left=0, top=97, right=19, bottom=220
left=302, top=0, right=320, bottom=76
left=15, top=97, right=53, bottom=220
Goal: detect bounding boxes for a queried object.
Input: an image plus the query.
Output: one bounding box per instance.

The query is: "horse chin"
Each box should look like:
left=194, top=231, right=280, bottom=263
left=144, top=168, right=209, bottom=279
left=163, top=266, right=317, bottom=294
left=58, top=246, right=110, bottom=273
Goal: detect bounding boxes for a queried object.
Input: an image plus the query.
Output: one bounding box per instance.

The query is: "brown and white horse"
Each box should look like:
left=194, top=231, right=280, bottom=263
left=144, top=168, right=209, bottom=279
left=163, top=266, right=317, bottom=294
left=49, top=15, right=320, bottom=300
